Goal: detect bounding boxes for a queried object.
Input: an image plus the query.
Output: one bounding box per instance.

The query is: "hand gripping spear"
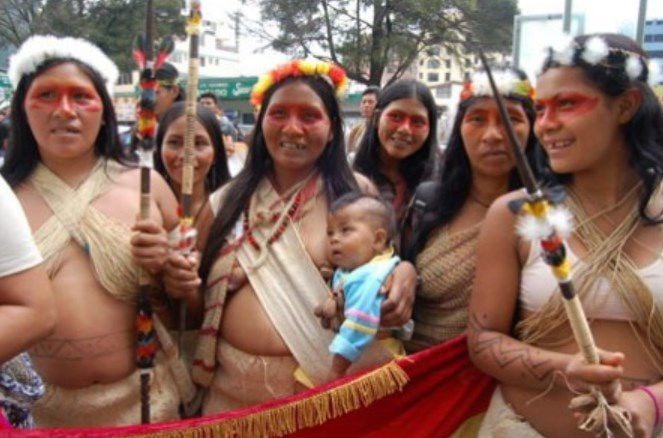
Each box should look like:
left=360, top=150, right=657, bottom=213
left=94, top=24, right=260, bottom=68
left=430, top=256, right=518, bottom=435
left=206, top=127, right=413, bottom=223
left=175, top=0, right=203, bottom=353
left=477, top=51, right=633, bottom=437
left=132, top=0, right=173, bottom=424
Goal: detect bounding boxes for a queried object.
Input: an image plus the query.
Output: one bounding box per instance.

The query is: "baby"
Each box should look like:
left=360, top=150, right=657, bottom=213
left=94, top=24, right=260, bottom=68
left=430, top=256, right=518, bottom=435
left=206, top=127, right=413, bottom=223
left=324, top=192, right=404, bottom=379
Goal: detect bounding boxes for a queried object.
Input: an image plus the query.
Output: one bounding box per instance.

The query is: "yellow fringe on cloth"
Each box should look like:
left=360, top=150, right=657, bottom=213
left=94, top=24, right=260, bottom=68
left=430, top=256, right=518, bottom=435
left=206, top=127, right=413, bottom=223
left=136, top=360, right=409, bottom=438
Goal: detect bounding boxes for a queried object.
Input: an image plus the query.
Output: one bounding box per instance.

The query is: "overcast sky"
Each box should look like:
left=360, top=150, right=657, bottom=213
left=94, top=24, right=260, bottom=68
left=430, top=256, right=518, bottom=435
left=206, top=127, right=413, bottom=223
left=206, top=0, right=663, bottom=77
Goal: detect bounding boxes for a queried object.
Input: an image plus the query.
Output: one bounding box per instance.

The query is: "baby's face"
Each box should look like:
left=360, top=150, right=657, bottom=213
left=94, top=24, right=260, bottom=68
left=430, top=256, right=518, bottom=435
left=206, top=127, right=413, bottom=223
left=327, top=203, right=382, bottom=271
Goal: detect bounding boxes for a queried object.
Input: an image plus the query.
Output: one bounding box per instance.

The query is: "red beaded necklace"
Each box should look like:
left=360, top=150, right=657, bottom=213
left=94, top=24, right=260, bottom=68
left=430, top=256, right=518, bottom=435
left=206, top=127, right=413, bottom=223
left=242, top=174, right=319, bottom=251
left=243, top=188, right=305, bottom=250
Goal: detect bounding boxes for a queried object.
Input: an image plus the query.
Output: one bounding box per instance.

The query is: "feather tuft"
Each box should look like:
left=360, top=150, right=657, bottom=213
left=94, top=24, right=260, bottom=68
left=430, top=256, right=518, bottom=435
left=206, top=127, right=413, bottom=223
left=581, top=36, right=609, bottom=65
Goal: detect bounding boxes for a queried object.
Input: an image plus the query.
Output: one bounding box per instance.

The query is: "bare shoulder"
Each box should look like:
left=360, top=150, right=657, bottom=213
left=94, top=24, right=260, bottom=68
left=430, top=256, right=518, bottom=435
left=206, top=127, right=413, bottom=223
left=482, top=188, right=536, bottom=266
left=353, top=172, right=378, bottom=195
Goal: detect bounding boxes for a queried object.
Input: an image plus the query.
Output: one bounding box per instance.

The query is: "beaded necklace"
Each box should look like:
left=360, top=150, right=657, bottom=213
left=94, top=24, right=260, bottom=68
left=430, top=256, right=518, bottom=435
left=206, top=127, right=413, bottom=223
left=242, top=173, right=319, bottom=251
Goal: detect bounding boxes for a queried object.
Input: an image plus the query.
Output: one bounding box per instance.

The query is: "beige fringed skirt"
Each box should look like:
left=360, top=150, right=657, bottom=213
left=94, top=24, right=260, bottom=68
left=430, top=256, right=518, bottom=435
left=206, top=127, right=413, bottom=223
left=477, top=387, right=544, bottom=437
left=33, top=352, right=182, bottom=428
left=203, top=340, right=299, bottom=415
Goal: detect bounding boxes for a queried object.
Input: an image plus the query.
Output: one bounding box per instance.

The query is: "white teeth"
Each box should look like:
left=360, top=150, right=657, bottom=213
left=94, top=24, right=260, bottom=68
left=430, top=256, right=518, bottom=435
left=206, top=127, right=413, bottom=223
left=550, top=140, right=572, bottom=150
left=280, top=141, right=305, bottom=150
left=391, top=137, right=412, bottom=147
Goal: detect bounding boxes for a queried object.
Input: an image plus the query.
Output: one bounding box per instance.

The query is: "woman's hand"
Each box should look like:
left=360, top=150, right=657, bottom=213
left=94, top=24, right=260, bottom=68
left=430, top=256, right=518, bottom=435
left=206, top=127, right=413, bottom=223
left=570, top=387, right=658, bottom=438
left=565, top=349, right=625, bottom=402
left=162, top=251, right=201, bottom=301
left=615, top=389, right=657, bottom=438
left=131, top=219, right=170, bottom=274
left=379, top=261, right=416, bottom=327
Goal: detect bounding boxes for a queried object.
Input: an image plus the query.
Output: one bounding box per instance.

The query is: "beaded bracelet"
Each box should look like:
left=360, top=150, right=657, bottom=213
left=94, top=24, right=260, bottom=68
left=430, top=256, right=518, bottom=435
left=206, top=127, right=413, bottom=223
left=637, top=386, right=661, bottom=428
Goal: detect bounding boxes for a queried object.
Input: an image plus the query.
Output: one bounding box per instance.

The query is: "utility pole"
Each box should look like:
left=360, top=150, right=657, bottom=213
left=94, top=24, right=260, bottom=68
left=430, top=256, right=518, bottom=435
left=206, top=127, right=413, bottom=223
left=636, top=0, right=648, bottom=45
left=563, top=0, right=573, bottom=33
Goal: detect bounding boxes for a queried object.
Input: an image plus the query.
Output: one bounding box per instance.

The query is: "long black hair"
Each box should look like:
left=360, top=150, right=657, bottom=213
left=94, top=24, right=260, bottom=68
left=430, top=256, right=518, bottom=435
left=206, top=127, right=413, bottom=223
left=1, top=58, right=125, bottom=187
left=353, top=79, right=438, bottom=193
left=404, top=68, right=545, bottom=261
left=155, top=102, right=231, bottom=195
left=199, top=74, right=358, bottom=284
left=540, top=33, right=663, bottom=224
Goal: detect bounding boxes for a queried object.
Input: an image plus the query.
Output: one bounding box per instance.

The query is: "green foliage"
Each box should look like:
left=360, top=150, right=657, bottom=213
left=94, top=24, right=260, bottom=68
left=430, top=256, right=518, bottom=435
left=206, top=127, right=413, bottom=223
left=0, top=0, right=185, bottom=72
left=252, top=0, right=517, bottom=85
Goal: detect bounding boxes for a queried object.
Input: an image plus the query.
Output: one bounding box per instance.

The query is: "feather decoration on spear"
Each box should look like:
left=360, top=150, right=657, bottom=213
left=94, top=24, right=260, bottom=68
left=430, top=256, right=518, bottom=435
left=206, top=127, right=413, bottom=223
left=476, top=50, right=633, bottom=438
left=132, top=0, right=174, bottom=424
left=174, top=0, right=203, bottom=351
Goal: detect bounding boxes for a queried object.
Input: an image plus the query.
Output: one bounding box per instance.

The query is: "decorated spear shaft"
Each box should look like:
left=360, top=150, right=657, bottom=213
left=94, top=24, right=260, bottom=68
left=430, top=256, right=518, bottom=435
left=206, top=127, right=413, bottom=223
left=477, top=50, right=600, bottom=365
left=133, top=0, right=173, bottom=424
left=134, top=0, right=157, bottom=424
left=176, top=0, right=203, bottom=351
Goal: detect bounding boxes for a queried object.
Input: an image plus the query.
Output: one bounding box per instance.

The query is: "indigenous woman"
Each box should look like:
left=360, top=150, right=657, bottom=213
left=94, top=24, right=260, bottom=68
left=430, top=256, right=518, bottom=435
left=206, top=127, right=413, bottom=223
left=469, top=34, right=663, bottom=437
left=155, top=102, right=231, bottom=225
left=353, top=79, right=438, bottom=226
left=1, top=35, right=194, bottom=427
left=403, top=68, right=541, bottom=352
left=165, top=60, right=416, bottom=413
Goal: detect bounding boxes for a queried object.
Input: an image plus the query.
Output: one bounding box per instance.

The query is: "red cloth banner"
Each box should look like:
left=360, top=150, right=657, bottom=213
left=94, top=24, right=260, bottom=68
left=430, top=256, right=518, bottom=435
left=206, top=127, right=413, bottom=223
left=10, top=335, right=494, bottom=437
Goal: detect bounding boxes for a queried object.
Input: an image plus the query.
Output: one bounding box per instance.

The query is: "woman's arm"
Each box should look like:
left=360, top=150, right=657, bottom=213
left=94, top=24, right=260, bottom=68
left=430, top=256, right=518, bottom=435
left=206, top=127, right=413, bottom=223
left=160, top=198, right=215, bottom=329
left=130, top=171, right=179, bottom=275
left=0, top=264, right=56, bottom=363
left=380, top=261, right=416, bottom=327
left=468, top=193, right=576, bottom=391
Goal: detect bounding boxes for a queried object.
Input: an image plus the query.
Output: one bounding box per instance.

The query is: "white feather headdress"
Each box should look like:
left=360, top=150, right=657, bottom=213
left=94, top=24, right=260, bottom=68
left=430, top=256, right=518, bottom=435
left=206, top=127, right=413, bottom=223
left=8, top=35, right=119, bottom=96
left=543, top=34, right=649, bottom=83
left=461, top=69, right=534, bottom=101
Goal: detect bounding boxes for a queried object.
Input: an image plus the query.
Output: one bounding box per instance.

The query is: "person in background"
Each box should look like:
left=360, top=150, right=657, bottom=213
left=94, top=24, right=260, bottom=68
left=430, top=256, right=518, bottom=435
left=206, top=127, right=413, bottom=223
left=401, top=67, right=542, bottom=353
left=347, top=86, right=379, bottom=160
left=353, top=80, right=438, bottom=235
left=155, top=102, right=231, bottom=221
left=155, top=62, right=185, bottom=119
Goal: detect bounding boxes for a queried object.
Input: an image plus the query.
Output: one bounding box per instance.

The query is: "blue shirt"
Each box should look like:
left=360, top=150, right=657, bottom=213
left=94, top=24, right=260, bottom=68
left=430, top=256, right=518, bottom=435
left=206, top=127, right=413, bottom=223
left=329, top=253, right=400, bottom=362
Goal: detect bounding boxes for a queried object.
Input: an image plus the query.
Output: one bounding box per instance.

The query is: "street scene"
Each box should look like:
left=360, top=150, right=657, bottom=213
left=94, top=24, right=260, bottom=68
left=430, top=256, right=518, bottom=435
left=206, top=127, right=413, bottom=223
left=0, top=0, right=662, bottom=436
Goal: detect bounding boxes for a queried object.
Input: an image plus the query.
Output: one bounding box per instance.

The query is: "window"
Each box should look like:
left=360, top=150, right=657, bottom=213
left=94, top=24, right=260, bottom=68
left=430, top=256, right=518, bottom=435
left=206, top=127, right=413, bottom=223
left=445, top=60, right=451, bottom=68
left=654, top=34, right=663, bottom=42
left=429, top=46, right=440, bottom=56
left=419, top=73, right=423, bottom=79
left=200, top=57, right=206, bottom=67
left=436, top=85, right=451, bottom=98
left=645, top=35, right=653, bottom=42
left=464, top=71, right=471, bottom=80
left=465, top=58, right=472, bottom=67
left=427, top=59, right=440, bottom=69
left=419, top=59, right=424, bottom=66
left=427, top=72, right=439, bottom=82
left=447, top=47, right=453, bottom=55
left=445, top=72, right=451, bottom=81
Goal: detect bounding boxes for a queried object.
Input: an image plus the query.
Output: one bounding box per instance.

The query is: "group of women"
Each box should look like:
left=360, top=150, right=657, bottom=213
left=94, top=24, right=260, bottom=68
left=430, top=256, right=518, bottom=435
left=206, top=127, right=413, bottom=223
left=0, top=30, right=661, bottom=437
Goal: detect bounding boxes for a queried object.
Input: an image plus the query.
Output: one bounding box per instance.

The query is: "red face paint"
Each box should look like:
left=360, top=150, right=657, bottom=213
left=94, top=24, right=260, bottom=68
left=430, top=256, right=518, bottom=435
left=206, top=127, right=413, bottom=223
left=534, top=93, right=599, bottom=124
left=26, top=81, right=102, bottom=114
left=382, top=109, right=429, bottom=134
left=264, top=103, right=329, bottom=128
left=463, top=106, right=527, bottom=129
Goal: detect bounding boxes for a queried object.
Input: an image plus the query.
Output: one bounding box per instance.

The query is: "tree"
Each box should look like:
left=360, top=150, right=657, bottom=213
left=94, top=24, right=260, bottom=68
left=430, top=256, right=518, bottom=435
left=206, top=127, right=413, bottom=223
left=0, top=0, right=44, bottom=49
left=0, top=0, right=185, bottom=73
left=245, top=0, right=518, bottom=85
